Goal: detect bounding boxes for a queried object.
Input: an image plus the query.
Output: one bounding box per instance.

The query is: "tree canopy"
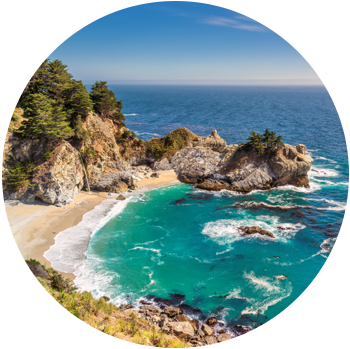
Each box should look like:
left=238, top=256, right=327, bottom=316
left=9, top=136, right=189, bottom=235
left=243, top=129, right=284, bottom=153
left=90, top=81, right=125, bottom=124
left=16, top=60, right=126, bottom=142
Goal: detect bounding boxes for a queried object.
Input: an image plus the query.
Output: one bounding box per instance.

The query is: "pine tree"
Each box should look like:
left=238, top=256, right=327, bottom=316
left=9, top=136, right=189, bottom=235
left=16, top=94, right=74, bottom=141
left=90, top=81, right=125, bottom=123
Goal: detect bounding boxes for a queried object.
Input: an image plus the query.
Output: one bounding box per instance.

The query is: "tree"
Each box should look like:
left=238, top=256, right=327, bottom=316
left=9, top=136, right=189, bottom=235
left=90, top=81, right=125, bottom=123
left=47, top=60, right=73, bottom=103
left=243, top=129, right=284, bottom=153
left=16, top=94, right=74, bottom=141
left=63, top=80, right=93, bottom=140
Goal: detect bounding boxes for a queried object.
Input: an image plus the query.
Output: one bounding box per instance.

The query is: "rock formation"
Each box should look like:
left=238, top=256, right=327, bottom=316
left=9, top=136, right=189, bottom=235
left=150, top=128, right=313, bottom=193
left=333, top=250, right=350, bottom=324
left=239, top=226, right=275, bottom=238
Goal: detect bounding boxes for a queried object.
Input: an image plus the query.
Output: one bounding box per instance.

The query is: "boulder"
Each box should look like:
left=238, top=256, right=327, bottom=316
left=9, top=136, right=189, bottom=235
left=189, top=320, right=199, bottom=330
left=239, top=226, right=275, bottom=238
left=116, top=194, right=126, bottom=200
left=333, top=250, right=350, bottom=323
left=234, top=324, right=252, bottom=334
left=176, top=314, right=189, bottom=322
left=218, top=333, right=231, bottom=342
left=120, top=304, right=134, bottom=310
left=153, top=158, right=173, bottom=171
left=204, top=336, right=218, bottom=345
left=150, top=172, right=161, bottom=178
left=164, top=306, right=181, bottom=317
left=206, top=317, right=218, bottom=327
left=167, top=321, right=195, bottom=339
left=201, top=324, right=214, bottom=336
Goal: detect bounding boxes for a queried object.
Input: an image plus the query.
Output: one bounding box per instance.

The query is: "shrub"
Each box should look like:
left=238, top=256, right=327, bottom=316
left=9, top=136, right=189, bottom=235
left=146, top=127, right=197, bottom=159
left=242, top=128, right=284, bottom=154
left=3, top=158, right=38, bottom=191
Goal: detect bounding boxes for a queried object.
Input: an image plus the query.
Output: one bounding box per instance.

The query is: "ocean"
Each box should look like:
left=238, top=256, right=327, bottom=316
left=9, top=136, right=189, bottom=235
left=45, top=85, right=348, bottom=335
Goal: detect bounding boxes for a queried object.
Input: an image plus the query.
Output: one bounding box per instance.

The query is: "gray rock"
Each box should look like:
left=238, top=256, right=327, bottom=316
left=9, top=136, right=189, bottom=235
left=167, top=321, right=195, bottom=339
left=26, top=261, right=49, bottom=279
left=164, top=306, right=181, bottom=317
left=333, top=250, right=350, bottom=323
left=218, top=333, right=231, bottom=342
left=201, top=324, right=214, bottom=336
left=204, top=336, right=217, bottom=345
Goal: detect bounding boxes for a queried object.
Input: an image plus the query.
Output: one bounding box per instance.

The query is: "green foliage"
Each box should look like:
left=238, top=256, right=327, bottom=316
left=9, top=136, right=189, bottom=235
left=3, top=158, right=38, bottom=191
left=11, top=268, right=24, bottom=278
left=90, top=81, right=125, bottom=123
left=83, top=146, right=97, bottom=162
left=130, top=130, right=137, bottom=138
left=146, top=128, right=196, bottom=159
left=243, top=128, right=284, bottom=153
left=16, top=94, right=74, bottom=141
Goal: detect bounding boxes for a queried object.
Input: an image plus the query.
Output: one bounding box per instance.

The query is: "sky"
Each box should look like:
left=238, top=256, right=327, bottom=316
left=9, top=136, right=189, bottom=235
left=48, top=1, right=321, bottom=85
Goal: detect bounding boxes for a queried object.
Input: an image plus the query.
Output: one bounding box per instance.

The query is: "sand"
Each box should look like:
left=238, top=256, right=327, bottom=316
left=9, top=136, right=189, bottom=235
left=4, top=170, right=179, bottom=280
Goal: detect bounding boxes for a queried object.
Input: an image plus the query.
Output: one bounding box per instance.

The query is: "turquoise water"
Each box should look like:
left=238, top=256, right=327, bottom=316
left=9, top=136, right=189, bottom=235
left=53, top=86, right=348, bottom=335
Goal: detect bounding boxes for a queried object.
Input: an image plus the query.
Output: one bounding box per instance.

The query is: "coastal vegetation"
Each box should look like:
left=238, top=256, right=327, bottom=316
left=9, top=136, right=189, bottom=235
left=146, top=128, right=197, bottom=159
left=1, top=259, right=189, bottom=349
left=242, top=129, right=284, bottom=153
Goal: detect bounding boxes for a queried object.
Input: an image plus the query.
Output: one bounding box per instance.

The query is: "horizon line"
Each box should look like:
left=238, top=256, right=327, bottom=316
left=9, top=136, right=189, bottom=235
left=82, top=79, right=323, bottom=86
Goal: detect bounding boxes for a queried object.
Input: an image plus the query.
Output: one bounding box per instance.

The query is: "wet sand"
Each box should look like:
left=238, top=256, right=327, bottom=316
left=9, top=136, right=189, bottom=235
left=4, top=170, right=179, bottom=280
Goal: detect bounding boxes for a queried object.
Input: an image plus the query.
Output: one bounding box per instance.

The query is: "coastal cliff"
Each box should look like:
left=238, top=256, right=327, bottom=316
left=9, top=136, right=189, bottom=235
left=149, top=129, right=313, bottom=192
left=333, top=250, right=350, bottom=324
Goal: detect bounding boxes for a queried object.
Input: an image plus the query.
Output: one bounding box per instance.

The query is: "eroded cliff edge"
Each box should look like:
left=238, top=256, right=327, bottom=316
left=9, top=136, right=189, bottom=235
left=333, top=250, right=350, bottom=324
left=3, top=113, right=313, bottom=205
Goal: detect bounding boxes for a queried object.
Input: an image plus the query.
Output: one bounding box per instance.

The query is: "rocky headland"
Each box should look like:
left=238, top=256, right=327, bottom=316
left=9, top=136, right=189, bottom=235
left=3, top=115, right=313, bottom=205
left=333, top=250, right=350, bottom=324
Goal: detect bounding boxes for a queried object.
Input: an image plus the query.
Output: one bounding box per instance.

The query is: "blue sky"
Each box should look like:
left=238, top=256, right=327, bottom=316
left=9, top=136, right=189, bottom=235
left=48, top=1, right=320, bottom=85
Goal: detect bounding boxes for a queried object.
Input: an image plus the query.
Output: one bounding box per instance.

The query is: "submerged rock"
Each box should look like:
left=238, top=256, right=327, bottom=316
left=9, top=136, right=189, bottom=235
left=333, top=250, right=350, bottom=323
left=234, top=324, right=252, bottom=334
left=239, top=226, right=275, bottom=238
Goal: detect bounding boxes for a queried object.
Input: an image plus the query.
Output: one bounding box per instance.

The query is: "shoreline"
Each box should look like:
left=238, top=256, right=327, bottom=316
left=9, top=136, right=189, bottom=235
left=5, top=170, right=179, bottom=281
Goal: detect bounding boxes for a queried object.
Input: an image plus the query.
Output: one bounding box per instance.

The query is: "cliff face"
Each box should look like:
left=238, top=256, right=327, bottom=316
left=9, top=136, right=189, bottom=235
left=333, top=250, right=350, bottom=323
left=2, top=112, right=135, bottom=204
left=150, top=129, right=313, bottom=192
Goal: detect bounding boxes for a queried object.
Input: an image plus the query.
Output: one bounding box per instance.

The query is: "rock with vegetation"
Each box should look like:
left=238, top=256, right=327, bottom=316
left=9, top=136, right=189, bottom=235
left=333, top=250, right=350, bottom=324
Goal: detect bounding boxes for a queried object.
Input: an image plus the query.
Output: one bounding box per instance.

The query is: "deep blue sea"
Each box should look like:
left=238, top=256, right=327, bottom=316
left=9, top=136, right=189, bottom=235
left=46, top=85, right=348, bottom=335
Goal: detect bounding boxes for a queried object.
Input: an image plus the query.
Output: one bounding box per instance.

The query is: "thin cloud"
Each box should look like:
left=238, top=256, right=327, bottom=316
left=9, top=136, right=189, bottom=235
left=202, top=16, right=305, bottom=34
left=235, top=16, right=301, bottom=30
left=322, top=29, right=350, bottom=39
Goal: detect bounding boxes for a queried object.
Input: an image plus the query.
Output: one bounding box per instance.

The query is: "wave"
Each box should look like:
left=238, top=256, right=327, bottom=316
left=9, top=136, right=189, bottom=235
left=124, top=113, right=138, bottom=116
left=313, top=156, right=337, bottom=163
left=309, top=167, right=339, bottom=177
left=305, top=198, right=347, bottom=211
left=44, top=198, right=132, bottom=275
left=135, top=131, right=161, bottom=137
left=201, top=217, right=305, bottom=245
left=129, top=246, right=162, bottom=257
left=241, top=271, right=292, bottom=315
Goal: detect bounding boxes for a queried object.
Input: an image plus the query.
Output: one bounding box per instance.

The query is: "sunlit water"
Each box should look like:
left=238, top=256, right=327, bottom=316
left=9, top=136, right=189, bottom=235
left=47, top=86, right=348, bottom=334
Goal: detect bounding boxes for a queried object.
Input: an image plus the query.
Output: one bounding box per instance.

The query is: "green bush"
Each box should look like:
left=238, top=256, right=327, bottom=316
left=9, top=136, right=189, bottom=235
left=242, top=129, right=284, bottom=154
left=146, top=128, right=196, bottom=159
left=3, top=158, right=38, bottom=191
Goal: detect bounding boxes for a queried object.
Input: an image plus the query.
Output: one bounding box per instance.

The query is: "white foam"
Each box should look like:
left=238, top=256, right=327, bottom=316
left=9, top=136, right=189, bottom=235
left=309, top=167, right=339, bottom=178
left=244, top=272, right=279, bottom=292
left=44, top=197, right=132, bottom=275
left=314, top=156, right=337, bottom=163
left=202, top=217, right=305, bottom=245
left=129, top=246, right=162, bottom=256
left=305, top=198, right=347, bottom=211
left=124, top=113, right=138, bottom=116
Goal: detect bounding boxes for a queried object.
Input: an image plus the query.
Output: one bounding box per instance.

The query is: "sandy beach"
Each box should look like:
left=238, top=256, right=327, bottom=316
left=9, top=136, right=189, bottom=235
left=4, top=170, right=179, bottom=280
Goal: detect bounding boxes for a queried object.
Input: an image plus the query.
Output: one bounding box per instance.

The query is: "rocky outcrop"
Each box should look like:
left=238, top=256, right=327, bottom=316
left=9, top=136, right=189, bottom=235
left=3, top=138, right=84, bottom=205
left=239, top=226, right=275, bottom=238
left=148, top=128, right=313, bottom=193
left=333, top=250, right=350, bottom=323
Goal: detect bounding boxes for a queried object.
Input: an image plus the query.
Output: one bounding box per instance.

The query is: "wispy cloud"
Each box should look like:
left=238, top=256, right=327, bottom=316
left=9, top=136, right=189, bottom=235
left=200, top=16, right=267, bottom=32
left=322, top=29, right=350, bottom=39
